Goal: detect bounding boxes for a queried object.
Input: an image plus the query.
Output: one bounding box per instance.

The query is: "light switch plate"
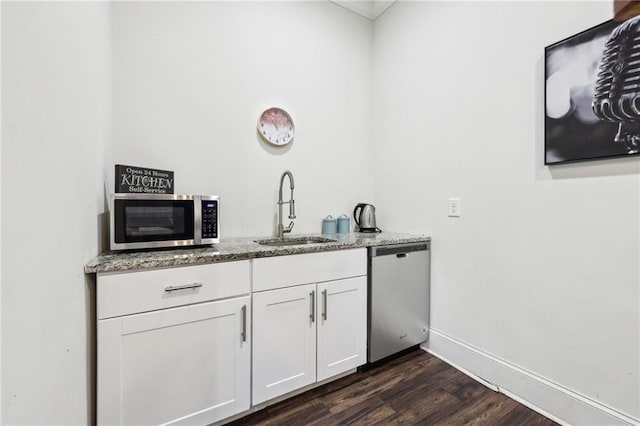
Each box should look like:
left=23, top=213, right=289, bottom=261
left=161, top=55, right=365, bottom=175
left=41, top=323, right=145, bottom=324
left=448, top=197, right=461, bottom=217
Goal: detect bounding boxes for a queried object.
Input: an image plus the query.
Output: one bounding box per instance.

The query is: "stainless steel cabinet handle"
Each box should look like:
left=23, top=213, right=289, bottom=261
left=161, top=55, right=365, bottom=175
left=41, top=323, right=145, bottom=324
left=310, top=291, right=315, bottom=323
left=241, top=305, right=247, bottom=342
left=164, top=283, right=203, bottom=292
left=322, top=289, right=328, bottom=320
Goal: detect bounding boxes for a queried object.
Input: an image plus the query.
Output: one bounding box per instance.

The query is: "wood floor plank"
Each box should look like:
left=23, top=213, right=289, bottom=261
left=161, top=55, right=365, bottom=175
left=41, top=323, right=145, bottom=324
left=321, top=369, right=405, bottom=414
left=228, top=349, right=559, bottom=426
left=442, top=373, right=492, bottom=403
left=493, top=403, right=559, bottom=426
left=376, top=356, right=455, bottom=400
left=321, top=352, right=442, bottom=415
left=385, top=387, right=466, bottom=424
left=438, top=390, right=520, bottom=425
left=236, top=397, right=329, bottom=426
left=308, top=395, right=395, bottom=426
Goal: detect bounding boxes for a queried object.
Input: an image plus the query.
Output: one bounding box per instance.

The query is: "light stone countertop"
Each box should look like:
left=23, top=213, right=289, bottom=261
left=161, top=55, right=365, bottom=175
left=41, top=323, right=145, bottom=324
left=84, top=232, right=430, bottom=274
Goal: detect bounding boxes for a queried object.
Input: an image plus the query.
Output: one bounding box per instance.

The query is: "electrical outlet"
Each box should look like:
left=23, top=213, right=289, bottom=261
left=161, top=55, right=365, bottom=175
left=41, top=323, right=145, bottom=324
left=448, top=197, right=461, bottom=217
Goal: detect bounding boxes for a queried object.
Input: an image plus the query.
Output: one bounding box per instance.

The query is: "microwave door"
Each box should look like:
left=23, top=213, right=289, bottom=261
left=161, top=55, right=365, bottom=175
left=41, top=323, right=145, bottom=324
left=126, top=206, right=179, bottom=237
left=113, top=198, right=195, bottom=248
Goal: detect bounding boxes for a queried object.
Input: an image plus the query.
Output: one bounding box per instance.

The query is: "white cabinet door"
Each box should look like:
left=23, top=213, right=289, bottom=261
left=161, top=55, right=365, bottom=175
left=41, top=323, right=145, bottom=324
left=252, top=283, right=317, bottom=405
left=98, top=296, right=250, bottom=426
left=316, top=276, right=367, bottom=382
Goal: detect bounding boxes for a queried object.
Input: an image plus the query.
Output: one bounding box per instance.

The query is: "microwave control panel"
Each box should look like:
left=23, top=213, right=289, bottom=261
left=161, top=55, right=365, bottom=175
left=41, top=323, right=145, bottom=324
left=201, top=200, right=218, bottom=239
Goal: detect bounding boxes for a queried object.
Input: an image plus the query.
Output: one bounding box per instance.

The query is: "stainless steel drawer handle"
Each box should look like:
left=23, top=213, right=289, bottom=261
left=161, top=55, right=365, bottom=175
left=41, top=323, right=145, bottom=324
left=322, top=289, right=328, bottom=321
left=241, top=305, right=247, bottom=342
left=310, top=291, right=315, bottom=323
left=164, top=283, right=203, bottom=292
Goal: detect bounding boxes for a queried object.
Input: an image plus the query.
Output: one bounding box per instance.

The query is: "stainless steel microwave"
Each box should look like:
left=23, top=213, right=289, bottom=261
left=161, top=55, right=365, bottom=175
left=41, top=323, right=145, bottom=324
left=110, top=193, right=219, bottom=251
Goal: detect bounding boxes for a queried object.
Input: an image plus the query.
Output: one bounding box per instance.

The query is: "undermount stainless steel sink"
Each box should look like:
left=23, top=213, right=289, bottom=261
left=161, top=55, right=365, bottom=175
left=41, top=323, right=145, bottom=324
left=255, top=237, right=337, bottom=246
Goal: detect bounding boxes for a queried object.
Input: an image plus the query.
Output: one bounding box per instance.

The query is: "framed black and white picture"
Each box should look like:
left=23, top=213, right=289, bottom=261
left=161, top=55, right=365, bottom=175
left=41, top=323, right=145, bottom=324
left=545, top=17, right=640, bottom=165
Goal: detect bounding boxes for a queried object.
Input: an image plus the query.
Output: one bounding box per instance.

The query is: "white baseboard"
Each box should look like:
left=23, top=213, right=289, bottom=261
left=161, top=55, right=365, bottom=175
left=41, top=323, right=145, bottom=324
left=422, top=329, right=639, bottom=426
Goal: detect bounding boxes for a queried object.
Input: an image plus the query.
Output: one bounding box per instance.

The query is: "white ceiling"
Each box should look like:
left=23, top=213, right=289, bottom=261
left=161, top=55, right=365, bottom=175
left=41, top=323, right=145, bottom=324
left=330, top=0, right=396, bottom=20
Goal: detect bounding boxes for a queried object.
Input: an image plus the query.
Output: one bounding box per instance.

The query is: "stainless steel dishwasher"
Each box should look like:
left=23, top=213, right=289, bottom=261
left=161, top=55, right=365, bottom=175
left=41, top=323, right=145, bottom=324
left=368, top=241, right=430, bottom=363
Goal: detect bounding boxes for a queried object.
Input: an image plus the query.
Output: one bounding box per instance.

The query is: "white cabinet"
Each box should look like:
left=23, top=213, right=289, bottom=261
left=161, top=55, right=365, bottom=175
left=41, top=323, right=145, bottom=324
left=316, top=277, right=367, bottom=381
left=252, top=284, right=317, bottom=404
left=97, top=261, right=251, bottom=426
left=94, top=249, right=369, bottom=423
left=252, top=249, right=367, bottom=405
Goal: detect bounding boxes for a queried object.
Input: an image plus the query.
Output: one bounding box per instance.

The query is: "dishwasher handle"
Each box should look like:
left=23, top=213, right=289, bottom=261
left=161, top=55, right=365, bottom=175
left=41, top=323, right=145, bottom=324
left=370, top=242, right=430, bottom=257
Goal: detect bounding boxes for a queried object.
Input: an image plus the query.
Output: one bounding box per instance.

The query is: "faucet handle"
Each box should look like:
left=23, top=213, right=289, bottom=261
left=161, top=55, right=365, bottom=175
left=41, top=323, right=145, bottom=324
left=285, top=221, right=295, bottom=233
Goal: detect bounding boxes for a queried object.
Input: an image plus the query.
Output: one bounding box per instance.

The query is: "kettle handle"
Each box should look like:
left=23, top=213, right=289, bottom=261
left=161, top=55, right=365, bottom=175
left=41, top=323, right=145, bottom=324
left=353, top=203, right=364, bottom=226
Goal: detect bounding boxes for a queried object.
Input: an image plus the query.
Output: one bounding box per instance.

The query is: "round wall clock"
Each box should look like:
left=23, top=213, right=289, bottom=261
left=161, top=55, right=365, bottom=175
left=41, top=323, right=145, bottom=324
left=258, top=107, right=295, bottom=146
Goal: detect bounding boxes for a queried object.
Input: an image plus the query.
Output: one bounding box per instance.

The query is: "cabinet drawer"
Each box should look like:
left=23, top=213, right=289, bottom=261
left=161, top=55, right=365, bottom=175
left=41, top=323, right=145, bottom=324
left=253, top=248, right=366, bottom=292
left=97, top=261, right=250, bottom=319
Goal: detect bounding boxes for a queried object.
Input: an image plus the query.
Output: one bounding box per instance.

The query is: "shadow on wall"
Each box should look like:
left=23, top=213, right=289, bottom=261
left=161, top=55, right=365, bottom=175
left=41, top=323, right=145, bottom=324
left=85, top=274, right=97, bottom=425
left=548, top=156, right=640, bottom=179
left=98, top=213, right=109, bottom=254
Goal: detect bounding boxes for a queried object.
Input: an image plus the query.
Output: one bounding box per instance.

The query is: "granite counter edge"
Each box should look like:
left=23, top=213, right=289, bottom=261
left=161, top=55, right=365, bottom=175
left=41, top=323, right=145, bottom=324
left=85, top=234, right=431, bottom=274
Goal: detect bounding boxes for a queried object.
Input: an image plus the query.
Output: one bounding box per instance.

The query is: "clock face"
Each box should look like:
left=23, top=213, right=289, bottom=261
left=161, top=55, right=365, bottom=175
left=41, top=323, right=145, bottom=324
left=258, top=107, right=295, bottom=146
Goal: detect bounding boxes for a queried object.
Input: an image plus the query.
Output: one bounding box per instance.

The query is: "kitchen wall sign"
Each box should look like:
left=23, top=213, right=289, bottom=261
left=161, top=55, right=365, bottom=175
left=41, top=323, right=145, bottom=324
left=257, top=107, right=295, bottom=146
left=545, top=17, right=640, bottom=164
left=115, top=164, right=174, bottom=194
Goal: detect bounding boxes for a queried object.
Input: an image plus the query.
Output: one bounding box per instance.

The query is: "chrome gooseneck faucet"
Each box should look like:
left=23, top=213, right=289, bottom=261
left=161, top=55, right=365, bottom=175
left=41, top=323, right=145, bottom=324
left=277, top=170, right=296, bottom=238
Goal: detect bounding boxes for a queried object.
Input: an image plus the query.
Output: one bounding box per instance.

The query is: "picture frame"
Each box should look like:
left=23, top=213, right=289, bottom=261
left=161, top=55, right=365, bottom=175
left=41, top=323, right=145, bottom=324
left=545, top=18, right=640, bottom=165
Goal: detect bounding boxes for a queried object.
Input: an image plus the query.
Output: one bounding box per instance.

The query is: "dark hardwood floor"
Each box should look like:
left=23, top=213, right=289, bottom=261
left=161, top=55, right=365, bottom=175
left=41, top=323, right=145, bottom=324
left=229, top=349, right=558, bottom=426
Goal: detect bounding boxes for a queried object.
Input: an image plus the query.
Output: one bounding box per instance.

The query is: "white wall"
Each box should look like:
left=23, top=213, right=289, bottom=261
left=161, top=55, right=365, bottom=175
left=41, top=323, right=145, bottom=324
left=0, top=3, right=3, bottom=422
left=1, top=1, right=372, bottom=423
left=1, top=2, right=111, bottom=424
left=110, top=1, right=374, bottom=238
left=373, top=1, right=639, bottom=423
left=3, top=1, right=637, bottom=424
